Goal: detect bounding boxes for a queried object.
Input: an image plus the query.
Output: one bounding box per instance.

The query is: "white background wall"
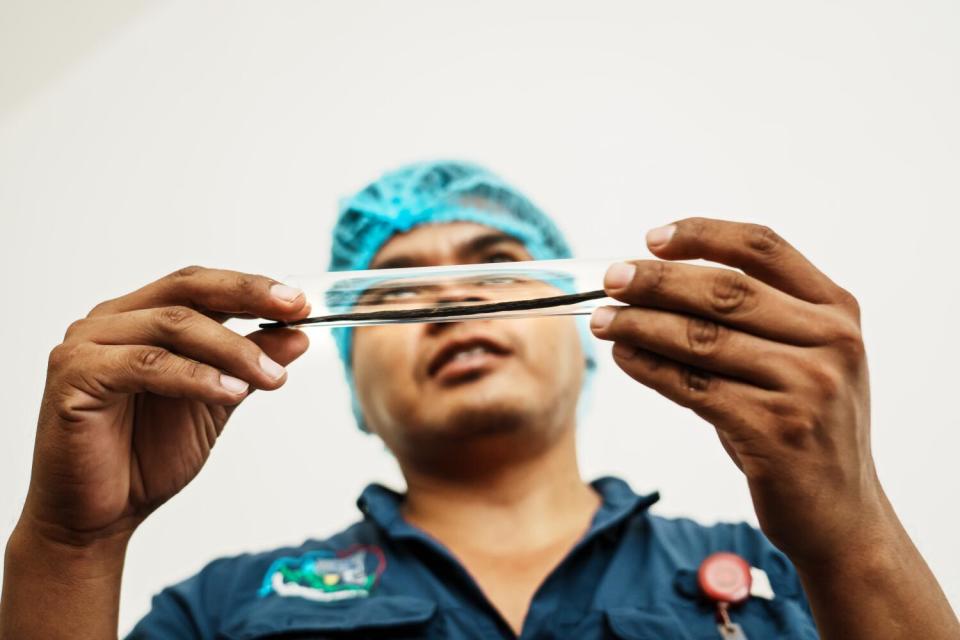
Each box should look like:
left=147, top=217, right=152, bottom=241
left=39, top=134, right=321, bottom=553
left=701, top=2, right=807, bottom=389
left=1, top=0, right=957, bottom=633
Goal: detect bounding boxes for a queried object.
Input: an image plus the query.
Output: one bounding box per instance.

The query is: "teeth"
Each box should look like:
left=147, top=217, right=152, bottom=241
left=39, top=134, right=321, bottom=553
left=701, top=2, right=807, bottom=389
left=453, top=346, right=488, bottom=360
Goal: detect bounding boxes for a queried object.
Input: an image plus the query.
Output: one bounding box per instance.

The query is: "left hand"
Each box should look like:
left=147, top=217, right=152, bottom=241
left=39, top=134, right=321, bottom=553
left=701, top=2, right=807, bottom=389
left=589, top=217, right=885, bottom=567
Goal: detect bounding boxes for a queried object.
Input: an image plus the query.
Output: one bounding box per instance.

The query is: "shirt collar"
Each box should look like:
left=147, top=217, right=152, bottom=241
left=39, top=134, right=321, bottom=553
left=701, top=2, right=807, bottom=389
left=356, top=475, right=660, bottom=541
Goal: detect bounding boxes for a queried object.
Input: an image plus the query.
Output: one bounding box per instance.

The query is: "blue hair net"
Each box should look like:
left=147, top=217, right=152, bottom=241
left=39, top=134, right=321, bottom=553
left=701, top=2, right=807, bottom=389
left=328, top=160, right=596, bottom=432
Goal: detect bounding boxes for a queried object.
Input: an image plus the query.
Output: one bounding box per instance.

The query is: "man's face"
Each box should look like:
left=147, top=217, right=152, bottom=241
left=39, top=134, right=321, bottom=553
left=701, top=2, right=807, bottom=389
left=351, top=222, right=586, bottom=458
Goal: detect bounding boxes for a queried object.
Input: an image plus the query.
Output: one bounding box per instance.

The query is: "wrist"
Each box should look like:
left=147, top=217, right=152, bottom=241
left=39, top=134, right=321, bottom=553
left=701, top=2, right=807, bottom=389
left=16, top=490, right=141, bottom=551
left=1, top=518, right=129, bottom=640
left=6, top=515, right=131, bottom=581
left=789, top=490, right=905, bottom=581
left=787, top=489, right=960, bottom=640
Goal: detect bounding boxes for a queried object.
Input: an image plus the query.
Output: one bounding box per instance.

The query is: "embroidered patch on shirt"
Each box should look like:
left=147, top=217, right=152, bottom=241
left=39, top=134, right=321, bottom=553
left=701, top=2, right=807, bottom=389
left=258, top=545, right=386, bottom=602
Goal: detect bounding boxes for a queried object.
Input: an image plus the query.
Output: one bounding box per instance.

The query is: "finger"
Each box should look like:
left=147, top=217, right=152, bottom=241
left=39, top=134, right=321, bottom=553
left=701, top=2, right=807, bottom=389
left=600, top=260, right=845, bottom=346
left=591, top=306, right=800, bottom=389
left=221, top=329, right=310, bottom=418
left=608, top=342, right=767, bottom=442
left=87, top=266, right=311, bottom=324
left=245, top=328, right=310, bottom=367
left=645, top=217, right=848, bottom=305
left=55, top=343, right=251, bottom=405
left=66, top=306, right=291, bottom=391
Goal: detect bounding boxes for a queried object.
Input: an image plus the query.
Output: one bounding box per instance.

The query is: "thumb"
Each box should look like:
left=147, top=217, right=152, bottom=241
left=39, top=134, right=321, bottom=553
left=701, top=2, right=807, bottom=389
left=246, top=328, right=311, bottom=367
left=223, top=329, right=310, bottom=417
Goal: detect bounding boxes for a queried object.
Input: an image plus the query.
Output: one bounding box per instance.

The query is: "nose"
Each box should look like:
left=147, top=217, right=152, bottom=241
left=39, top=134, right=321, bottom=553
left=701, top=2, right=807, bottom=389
left=425, top=285, right=491, bottom=335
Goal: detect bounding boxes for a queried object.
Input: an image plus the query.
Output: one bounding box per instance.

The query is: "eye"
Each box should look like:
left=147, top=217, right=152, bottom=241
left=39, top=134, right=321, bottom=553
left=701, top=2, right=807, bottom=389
left=358, top=284, right=421, bottom=306
left=477, top=275, right=520, bottom=286
left=485, top=252, right=518, bottom=263
left=380, top=286, right=420, bottom=300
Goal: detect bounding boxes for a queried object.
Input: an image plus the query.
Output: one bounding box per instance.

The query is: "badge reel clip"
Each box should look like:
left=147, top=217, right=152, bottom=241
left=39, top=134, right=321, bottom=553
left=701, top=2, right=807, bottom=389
left=698, top=552, right=753, bottom=640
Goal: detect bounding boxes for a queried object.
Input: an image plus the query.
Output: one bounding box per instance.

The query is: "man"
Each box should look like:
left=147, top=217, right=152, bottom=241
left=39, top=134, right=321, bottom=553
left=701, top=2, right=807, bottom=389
left=1, top=161, right=956, bottom=639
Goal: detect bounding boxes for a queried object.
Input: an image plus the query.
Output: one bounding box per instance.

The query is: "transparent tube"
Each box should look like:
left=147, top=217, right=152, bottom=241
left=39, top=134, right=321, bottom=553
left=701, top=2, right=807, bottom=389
left=258, top=258, right=626, bottom=329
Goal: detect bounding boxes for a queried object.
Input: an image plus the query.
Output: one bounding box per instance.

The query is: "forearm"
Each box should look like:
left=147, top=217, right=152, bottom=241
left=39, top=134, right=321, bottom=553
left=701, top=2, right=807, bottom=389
left=794, top=493, right=959, bottom=640
left=0, top=522, right=128, bottom=640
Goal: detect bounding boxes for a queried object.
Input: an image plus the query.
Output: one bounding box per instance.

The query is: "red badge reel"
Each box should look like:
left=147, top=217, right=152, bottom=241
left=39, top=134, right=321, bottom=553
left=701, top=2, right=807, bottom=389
left=698, top=552, right=753, bottom=639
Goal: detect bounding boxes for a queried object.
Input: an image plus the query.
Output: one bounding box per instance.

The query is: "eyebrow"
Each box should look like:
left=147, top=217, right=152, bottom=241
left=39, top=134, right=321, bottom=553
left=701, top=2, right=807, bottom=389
left=370, top=231, right=525, bottom=270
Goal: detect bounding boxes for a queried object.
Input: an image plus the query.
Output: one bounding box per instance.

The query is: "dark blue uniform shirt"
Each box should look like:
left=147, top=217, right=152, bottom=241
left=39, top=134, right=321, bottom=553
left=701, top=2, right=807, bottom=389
left=128, top=476, right=819, bottom=639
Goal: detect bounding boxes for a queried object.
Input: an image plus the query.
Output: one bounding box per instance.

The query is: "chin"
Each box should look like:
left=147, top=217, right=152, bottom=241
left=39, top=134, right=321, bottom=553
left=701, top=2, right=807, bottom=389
left=422, top=383, right=537, bottom=441
left=436, top=403, right=530, bottom=441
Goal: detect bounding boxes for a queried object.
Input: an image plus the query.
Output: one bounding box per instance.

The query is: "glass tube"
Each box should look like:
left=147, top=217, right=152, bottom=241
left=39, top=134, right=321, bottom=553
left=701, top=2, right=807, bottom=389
left=258, top=258, right=627, bottom=329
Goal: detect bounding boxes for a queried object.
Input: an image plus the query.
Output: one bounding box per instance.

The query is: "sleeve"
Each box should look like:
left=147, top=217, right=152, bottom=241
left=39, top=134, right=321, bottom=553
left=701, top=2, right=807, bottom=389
left=124, top=557, right=238, bottom=640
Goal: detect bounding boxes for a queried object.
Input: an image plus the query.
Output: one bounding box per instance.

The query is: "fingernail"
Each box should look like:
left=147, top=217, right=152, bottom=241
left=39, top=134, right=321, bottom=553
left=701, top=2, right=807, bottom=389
left=604, top=262, right=636, bottom=291
left=646, top=224, right=676, bottom=248
left=271, top=283, right=303, bottom=303
left=220, top=374, right=249, bottom=394
left=259, top=353, right=286, bottom=379
left=590, top=306, right=617, bottom=331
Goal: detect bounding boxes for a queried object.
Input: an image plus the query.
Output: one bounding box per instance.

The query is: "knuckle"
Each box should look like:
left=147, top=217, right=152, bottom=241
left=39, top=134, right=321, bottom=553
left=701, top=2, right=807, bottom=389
left=777, top=410, right=820, bottom=450
left=86, top=299, right=114, bottom=318
left=745, top=224, right=783, bottom=257
left=837, top=287, right=862, bottom=318
left=803, top=359, right=844, bottom=401
left=686, top=317, right=722, bottom=357
left=611, top=310, right=643, bottom=340
left=48, top=343, right=96, bottom=386
left=682, top=366, right=713, bottom=394
left=615, top=343, right=664, bottom=373
left=157, top=304, right=196, bottom=332
left=171, top=265, right=205, bottom=279
left=233, top=274, right=258, bottom=297
left=763, top=394, right=802, bottom=420
left=709, top=269, right=752, bottom=315
left=683, top=216, right=709, bottom=241
left=134, top=347, right=171, bottom=372
left=763, top=394, right=823, bottom=448
left=180, top=359, right=205, bottom=381
left=63, top=318, right=87, bottom=339
left=637, top=260, right=668, bottom=296
left=829, top=320, right=865, bottom=363
left=47, top=343, right=73, bottom=373
left=639, top=349, right=665, bottom=372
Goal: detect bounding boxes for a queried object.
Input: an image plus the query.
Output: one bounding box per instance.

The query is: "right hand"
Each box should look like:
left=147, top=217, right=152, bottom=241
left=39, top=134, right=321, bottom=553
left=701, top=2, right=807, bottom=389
left=19, top=266, right=311, bottom=548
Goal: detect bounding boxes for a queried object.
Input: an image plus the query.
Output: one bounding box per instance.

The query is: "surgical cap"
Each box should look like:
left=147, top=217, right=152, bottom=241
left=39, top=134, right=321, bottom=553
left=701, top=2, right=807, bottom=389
left=328, top=160, right=596, bottom=432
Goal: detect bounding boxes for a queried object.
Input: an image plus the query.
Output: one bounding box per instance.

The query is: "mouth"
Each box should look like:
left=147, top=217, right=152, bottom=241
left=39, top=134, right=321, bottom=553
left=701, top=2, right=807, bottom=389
left=427, top=336, right=512, bottom=383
